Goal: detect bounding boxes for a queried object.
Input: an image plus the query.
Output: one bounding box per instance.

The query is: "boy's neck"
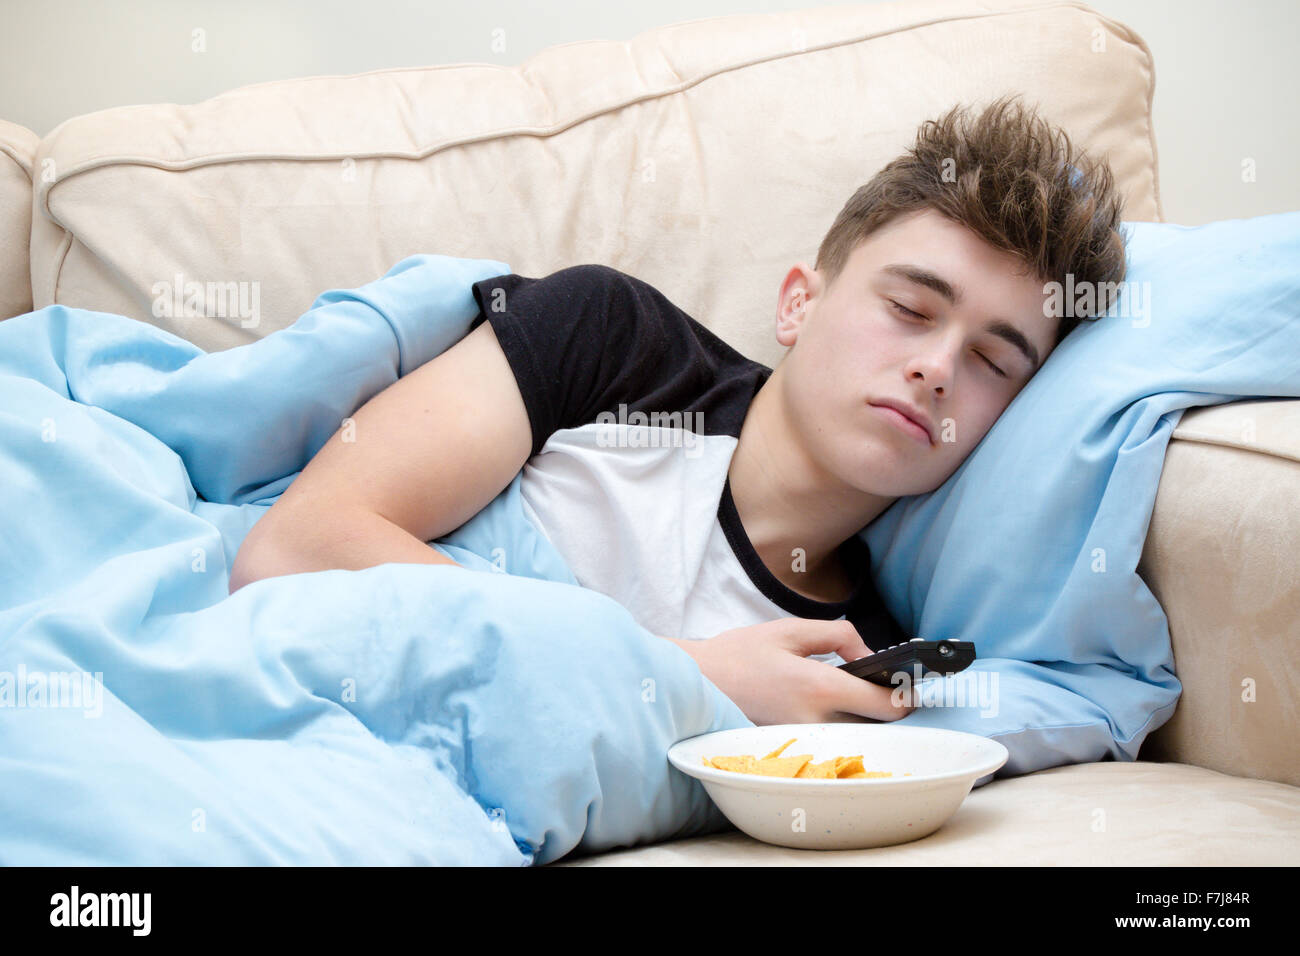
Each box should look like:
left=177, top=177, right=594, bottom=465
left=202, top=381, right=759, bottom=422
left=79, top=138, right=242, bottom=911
left=727, top=368, right=895, bottom=597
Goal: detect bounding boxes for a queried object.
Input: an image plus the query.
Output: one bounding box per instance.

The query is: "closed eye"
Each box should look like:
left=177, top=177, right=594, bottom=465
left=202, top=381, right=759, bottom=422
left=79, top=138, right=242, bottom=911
left=887, top=299, right=1008, bottom=379
left=888, top=299, right=924, bottom=320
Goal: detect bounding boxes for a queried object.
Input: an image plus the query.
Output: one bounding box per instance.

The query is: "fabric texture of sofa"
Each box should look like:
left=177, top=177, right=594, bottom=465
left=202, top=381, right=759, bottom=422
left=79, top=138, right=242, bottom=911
left=1, top=0, right=1296, bottom=865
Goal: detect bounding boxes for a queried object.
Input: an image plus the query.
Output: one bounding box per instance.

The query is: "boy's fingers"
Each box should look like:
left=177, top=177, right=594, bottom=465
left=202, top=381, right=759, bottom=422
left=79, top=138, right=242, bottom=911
left=819, top=632, right=918, bottom=720
left=826, top=670, right=915, bottom=721
left=778, top=618, right=873, bottom=659
left=769, top=618, right=912, bottom=722
left=835, top=619, right=874, bottom=662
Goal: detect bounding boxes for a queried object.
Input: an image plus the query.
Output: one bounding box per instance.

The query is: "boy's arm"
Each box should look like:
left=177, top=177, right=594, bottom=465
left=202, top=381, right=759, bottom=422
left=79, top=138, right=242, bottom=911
left=228, top=320, right=531, bottom=592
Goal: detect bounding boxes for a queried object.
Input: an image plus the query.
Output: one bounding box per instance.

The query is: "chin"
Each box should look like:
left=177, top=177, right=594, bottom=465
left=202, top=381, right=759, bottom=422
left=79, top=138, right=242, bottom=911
left=914, top=477, right=949, bottom=496
left=831, top=456, right=914, bottom=499
left=918, top=462, right=961, bottom=495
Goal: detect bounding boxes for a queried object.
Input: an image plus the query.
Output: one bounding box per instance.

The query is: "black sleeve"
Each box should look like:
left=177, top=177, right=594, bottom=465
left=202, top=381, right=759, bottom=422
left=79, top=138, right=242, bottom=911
left=470, top=264, right=687, bottom=458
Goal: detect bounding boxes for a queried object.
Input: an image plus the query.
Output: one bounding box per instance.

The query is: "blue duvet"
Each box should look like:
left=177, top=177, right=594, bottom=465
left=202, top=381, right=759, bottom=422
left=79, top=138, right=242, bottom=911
left=0, top=255, right=750, bottom=865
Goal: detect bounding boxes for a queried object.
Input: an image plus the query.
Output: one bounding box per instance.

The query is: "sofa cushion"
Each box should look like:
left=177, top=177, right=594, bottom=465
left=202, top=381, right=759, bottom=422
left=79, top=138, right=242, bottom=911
left=27, top=0, right=1160, bottom=354
left=0, top=118, right=39, bottom=321
left=1140, top=399, right=1300, bottom=787
left=551, top=760, right=1300, bottom=865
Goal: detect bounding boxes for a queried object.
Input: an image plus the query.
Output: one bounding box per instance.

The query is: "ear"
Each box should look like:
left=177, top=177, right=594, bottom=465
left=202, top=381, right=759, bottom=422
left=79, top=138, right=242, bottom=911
left=775, top=265, right=819, bottom=348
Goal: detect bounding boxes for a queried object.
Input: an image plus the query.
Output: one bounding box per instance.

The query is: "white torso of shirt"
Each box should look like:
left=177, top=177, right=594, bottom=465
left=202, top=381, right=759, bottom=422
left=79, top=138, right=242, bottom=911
left=516, top=422, right=846, bottom=665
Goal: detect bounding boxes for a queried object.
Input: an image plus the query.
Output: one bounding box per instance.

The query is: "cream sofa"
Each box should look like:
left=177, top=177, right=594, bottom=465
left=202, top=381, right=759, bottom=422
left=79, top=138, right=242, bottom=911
left=2, top=0, right=1296, bottom=865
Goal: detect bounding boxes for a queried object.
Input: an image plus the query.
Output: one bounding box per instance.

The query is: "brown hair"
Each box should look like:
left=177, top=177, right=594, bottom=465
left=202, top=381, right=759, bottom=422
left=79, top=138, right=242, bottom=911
left=814, top=94, right=1129, bottom=350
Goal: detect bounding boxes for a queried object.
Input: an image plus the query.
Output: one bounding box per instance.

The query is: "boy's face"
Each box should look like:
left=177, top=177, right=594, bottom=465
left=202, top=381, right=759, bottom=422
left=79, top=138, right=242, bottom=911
left=775, top=207, right=1056, bottom=497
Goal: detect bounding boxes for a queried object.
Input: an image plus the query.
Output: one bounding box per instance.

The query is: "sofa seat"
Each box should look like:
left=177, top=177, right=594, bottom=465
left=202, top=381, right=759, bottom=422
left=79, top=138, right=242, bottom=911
left=554, top=760, right=1300, bottom=865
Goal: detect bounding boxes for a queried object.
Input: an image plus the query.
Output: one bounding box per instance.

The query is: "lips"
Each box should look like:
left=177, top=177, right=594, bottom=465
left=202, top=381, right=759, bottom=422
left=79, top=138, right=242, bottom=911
left=870, top=400, right=934, bottom=445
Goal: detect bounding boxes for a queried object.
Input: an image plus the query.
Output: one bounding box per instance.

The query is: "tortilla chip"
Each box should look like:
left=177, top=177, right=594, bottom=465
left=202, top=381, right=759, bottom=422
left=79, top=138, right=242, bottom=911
left=834, top=756, right=865, bottom=777
left=708, top=755, right=758, bottom=774
left=763, top=738, right=799, bottom=760
left=795, top=759, right=839, bottom=779
left=751, top=755, right=813, bottom=777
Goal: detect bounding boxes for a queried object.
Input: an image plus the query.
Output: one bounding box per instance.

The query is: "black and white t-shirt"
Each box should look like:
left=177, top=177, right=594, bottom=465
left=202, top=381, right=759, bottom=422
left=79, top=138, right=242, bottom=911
left=469, top=264, right=910, bottom=663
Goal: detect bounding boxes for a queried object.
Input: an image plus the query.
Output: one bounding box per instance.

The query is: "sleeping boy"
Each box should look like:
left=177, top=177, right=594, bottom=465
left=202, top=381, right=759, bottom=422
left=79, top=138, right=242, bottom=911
left=228, top=94, right=1128, bottom=728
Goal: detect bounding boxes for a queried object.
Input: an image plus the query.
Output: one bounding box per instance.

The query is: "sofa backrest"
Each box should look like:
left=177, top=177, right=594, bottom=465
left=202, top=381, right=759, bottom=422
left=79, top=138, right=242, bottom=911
left=10, top=0, right=1161, bottom=363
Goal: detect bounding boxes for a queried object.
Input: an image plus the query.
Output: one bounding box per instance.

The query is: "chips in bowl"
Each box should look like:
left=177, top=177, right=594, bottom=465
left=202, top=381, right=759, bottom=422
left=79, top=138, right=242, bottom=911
left=701, top=737, right=898, bottom=779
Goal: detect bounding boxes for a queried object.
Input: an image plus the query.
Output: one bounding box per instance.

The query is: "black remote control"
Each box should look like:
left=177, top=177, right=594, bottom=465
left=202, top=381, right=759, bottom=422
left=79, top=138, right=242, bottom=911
left=837, top=638, right=976, bottom=686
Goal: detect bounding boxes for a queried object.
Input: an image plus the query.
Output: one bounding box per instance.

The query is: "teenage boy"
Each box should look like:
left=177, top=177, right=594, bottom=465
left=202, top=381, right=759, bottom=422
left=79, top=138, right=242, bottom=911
left=230, top=94, right=1127, bottom=727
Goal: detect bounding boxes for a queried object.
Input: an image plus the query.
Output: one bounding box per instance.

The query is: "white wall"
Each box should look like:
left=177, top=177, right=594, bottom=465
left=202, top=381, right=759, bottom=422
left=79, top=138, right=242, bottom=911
left=0, top=0, right=1295, bottom=224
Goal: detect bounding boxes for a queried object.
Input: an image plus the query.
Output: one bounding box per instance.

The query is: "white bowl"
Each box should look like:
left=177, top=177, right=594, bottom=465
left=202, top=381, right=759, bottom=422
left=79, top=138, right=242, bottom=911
left=668, top=724, right=1008, bottom=850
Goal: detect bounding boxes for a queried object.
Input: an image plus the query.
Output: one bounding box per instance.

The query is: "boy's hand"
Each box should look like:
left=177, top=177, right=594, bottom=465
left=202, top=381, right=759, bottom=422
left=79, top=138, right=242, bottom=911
left=670, top=618, right=915, bottom=726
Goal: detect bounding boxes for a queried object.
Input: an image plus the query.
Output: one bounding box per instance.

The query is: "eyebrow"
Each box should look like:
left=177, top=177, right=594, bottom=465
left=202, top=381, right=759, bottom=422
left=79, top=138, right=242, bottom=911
left=881, top=263, right=1041, bottom=372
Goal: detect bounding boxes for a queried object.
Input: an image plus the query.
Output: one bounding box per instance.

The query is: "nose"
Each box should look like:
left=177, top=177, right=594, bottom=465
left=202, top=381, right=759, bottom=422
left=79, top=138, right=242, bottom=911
left=905, top=342, right=957, bottom=395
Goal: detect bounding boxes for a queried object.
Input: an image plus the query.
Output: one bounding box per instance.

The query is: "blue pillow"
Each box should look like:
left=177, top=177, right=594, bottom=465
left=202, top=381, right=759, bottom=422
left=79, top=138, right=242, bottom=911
left=859, top=212, right=1300, bottom=781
